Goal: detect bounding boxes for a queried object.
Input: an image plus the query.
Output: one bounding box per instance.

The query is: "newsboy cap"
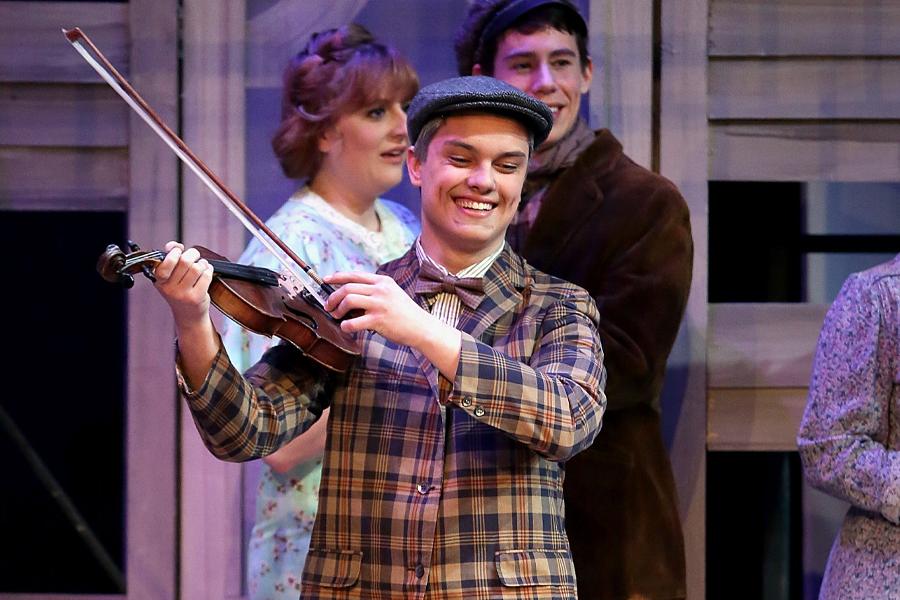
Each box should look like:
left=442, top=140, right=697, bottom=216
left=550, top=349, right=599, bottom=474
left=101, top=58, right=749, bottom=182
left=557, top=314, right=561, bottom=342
left=407, top=75, right=554, bottom=147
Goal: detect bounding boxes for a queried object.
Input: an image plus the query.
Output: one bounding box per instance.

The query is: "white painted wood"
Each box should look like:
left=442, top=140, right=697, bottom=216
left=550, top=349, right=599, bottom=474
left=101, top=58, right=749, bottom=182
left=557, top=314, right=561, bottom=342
left=180, top=1, right=248, bottom=598
left=708, top=388, right=808, bottom=451
left=659, top=0, right=708, bottom=597
left=0, top=1, right=129, bottom=82
left=710, top=122, right=900, bottom=182
left=126, top=0, right=179, bottom=598
left=709, top=0, right=900, bottom=57
left=0, top=147, right=127, bottom=206
left=0, top=84, right=128, bottom=147
left=588, top=0, right=653, bottom=168
left=709, top=303, right=829, bottom=389
left=709, top=58, right=900, bottom=120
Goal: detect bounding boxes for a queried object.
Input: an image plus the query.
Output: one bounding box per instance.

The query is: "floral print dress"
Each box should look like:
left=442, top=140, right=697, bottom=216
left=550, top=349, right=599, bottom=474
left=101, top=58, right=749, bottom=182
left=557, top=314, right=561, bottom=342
left=798, top=254, right=900, bottom=599
left=222, top=187, right=419, bottom=600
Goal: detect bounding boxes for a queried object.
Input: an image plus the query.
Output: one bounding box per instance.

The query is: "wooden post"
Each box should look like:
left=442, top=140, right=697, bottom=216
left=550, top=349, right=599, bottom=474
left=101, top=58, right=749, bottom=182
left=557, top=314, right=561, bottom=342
left=180, top=1, right=248, bottom=599
left=659, top=0, right=709, bottom=598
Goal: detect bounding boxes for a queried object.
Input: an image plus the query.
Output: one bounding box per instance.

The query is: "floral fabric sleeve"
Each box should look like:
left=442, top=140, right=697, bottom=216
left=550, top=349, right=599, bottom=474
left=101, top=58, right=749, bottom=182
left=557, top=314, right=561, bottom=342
left=798, top=272, right=900, bottom=525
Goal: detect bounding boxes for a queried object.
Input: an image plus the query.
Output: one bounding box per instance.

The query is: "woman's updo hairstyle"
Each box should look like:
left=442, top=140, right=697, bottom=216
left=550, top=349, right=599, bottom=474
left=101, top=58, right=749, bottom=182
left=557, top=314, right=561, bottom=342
left=271, top=24, right=419, bottom=180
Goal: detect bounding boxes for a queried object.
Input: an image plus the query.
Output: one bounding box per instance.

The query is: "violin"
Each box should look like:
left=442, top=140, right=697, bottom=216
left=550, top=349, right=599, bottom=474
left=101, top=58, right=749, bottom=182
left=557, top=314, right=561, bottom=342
left=97, top=242, right=360, bottom=372
left=66, top=27, right=360, bottom=371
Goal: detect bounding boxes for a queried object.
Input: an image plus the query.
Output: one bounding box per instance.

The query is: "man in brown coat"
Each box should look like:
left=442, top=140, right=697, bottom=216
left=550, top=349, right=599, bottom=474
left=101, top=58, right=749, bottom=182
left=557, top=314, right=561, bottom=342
left=455, top=2, right=694, bottom=598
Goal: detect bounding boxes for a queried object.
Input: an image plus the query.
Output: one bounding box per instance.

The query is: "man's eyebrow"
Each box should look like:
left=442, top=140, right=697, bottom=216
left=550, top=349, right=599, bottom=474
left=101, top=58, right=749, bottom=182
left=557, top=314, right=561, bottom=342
left=442, top=141, right=527, bottom=160
left=443, top=140, right=476, bottom=152
left=496, top=151, right=528, bottom=160
left=500, top=48, right=577, bottom=61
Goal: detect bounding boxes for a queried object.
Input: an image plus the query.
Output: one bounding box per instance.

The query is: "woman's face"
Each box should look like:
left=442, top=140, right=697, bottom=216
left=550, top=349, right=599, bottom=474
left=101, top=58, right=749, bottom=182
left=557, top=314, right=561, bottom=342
left=317, top=98, right=410, bottom=198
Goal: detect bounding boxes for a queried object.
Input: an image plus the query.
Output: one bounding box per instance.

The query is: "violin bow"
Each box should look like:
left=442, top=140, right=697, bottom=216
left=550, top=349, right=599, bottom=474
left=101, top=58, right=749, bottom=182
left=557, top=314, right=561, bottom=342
left=63, top=27, right=332, bottom=308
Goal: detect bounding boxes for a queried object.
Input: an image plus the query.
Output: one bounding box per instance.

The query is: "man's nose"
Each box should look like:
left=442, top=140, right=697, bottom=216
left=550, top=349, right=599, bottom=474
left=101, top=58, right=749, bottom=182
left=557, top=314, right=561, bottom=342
left=531, top=62, right=557, bottom=95
left=467, top=163, right=496, bottom=193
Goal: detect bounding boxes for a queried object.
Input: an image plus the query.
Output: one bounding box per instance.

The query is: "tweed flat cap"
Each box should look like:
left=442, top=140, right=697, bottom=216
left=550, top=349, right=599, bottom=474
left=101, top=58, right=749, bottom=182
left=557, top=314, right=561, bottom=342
left=407, top=75, right=554, bottom=147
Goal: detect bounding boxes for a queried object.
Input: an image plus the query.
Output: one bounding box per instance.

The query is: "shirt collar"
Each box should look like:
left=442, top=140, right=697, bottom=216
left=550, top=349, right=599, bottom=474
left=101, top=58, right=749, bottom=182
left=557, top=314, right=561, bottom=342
left=414, top=237, right=503, bottom=279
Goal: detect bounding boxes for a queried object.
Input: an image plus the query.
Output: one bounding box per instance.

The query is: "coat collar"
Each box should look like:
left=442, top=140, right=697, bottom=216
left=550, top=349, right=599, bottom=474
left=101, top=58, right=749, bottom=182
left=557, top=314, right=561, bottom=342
left=523, top=128, right=622, bottom=261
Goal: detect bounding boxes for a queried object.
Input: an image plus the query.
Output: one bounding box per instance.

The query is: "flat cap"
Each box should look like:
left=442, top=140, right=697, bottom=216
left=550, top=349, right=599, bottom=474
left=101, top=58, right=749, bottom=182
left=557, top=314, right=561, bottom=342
left=407, top=75, right=554, bottom=147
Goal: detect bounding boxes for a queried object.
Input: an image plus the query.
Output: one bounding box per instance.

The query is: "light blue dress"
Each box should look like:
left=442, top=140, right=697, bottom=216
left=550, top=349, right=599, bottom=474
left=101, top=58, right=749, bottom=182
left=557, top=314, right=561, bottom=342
left=222, top=187, right=419, bottom=600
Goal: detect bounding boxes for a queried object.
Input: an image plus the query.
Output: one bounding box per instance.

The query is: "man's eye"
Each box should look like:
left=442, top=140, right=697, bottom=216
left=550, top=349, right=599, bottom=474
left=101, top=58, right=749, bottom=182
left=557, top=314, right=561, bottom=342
left=552, top=59, right=574, bottom=69
left=511, top=62, right=531, bottom=72
left=497, top=162, right=521, bottom=174
left=449, top=155, right=469, bottom=165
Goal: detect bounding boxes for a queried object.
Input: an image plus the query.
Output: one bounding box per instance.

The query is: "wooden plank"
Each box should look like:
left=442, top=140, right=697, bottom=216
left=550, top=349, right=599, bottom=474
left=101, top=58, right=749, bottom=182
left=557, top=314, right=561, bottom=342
left=709, top=58, right=900, bottom=120
left=0, top=2, right=128, bottom=83
left=709, top=303, right=829, bottom=389
left=710, top=122, right=900, bottom=182
left=659, top=0, right=708, bottom=598
left=708, top=387, right=808, bottom=451
left=0, top=147, right=127, bottom=208
left=0, top=83, right=128, bottom=147
left=709, top=0, right=900, bottom=57
left=126, top=0, right=179, bottom=597
left=180, top=1, right=247, bottom=599
left=588, top=0, right=653, bottom=168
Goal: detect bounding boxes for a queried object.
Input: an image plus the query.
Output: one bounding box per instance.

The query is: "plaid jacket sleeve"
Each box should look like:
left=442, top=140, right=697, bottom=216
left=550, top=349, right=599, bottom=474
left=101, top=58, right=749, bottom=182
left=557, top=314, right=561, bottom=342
left=177, top=340, right=333, bottom=462
left=446, top=287, right=606, bottom=462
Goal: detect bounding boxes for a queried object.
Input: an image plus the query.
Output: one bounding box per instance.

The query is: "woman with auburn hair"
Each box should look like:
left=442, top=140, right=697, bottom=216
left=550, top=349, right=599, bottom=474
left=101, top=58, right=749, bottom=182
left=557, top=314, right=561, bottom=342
left=221, top=24, right=420, bottom=599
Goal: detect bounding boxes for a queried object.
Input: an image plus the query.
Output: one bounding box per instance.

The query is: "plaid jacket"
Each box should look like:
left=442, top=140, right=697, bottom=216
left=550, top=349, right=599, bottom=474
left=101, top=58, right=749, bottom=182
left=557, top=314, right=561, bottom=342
left=181, top=243, right=606, bottom=599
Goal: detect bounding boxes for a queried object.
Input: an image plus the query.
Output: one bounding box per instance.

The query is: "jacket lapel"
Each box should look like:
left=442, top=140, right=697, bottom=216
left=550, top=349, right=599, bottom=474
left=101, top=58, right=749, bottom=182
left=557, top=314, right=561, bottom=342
left=456, top=244, right=529, bottom=341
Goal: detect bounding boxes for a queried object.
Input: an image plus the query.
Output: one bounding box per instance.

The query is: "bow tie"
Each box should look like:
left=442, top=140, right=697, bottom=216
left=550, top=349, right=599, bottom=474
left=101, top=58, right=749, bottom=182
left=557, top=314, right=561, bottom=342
left=413, top=260, right=485, bottom=310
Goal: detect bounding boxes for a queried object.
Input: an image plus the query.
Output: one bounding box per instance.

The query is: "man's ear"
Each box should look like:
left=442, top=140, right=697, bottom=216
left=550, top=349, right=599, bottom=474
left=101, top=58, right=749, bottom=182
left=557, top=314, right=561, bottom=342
left=579, top=57, right=594, bottom=94
left=472, top=63, right=483, bottom=76
left=406, top=147, right=422, bottom=187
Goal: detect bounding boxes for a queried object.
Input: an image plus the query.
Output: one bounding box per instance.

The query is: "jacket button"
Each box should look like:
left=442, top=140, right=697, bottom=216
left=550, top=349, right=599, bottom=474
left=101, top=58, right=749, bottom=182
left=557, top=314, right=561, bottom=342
left=415, top=563, right=425, bottom=578
left=416, top=483, right=429, bottom=495
left=474, top=406, right=485, bottom=417
left=461, top=395, right=473, bottom=407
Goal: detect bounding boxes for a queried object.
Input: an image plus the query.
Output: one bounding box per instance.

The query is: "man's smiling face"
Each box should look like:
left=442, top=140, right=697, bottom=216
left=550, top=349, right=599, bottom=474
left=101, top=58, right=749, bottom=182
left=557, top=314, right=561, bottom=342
left=408, top=113, right=530, bottom=272
left=485, top=26, right=592, bottom=147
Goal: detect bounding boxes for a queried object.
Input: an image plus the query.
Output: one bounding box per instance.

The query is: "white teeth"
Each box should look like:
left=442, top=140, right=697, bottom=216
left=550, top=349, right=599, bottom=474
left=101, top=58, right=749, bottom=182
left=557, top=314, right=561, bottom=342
left=457, top=199, right=493, bottom=211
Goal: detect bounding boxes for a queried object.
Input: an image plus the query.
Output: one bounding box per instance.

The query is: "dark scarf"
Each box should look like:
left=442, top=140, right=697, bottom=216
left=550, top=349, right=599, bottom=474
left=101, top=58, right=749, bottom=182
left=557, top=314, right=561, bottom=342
left=508, top=118, right=595, bottom=251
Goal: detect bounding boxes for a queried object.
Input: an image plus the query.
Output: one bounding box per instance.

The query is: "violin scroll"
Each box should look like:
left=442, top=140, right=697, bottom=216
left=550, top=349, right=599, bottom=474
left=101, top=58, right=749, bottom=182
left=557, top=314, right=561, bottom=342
left=97, top=242, right=161, bottom=288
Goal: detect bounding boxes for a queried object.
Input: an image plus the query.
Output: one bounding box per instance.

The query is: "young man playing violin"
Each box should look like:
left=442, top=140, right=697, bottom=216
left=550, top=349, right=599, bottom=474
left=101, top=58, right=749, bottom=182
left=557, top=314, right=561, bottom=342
left=153, top=75, right=606, bottom=600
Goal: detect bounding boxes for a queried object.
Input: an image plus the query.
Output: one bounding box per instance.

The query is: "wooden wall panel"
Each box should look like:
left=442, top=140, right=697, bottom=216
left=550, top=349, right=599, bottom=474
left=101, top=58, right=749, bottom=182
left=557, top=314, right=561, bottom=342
left=0, top=83, right=128, bottom=147
left=709, top=58, right=900, bottom=120
left=710, top=122, right=900, bottom=182
left=659, top=0, right=708, bottom=597
left=0, top=1, right=128, bottom=82
left=180, top=1, right=247, bottom=599
left=588, top=0, right=653, bottom=169
left=0, top=147, right=127, bottom=210
left=127, top=0, right=179, bottom=597
left=709, top=0, right=900, bottom=57
left=709, top=303, right=828, bottom=389
left=708, top=388, right=808, bottom=451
